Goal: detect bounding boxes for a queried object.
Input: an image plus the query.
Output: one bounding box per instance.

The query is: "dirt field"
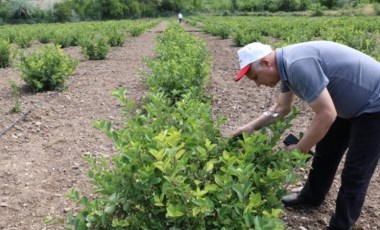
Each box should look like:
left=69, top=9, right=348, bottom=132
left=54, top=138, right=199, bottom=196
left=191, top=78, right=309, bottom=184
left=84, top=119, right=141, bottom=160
left=0, top=20, right=379, bottom=229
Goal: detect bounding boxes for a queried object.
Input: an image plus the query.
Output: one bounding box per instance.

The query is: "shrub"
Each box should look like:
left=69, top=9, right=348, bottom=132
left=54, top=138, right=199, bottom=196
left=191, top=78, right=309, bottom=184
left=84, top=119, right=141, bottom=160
left=107, top=28, right=126, bottom=47
left=311, top=3, right=325, bottom=16
left=52, top=29, right=75, bottom=48
left=37, top=29, right=53, bottom=44
left=14, top=32, right=33, bottom=48
left=204, top=23, right=231, bottom=39
left=0, top=38, right=11, bottom=68
left=19, top=45, right=78, bottom=92
left=53, top=1, right=72, bottom=22
left=128, top=25, right=146, bottom=37
left=67, top=23, right=306, bottom=230
left=9, top=80, right=21, bottom=113
left=6, top=0, right=34, bottom=21
left=373, top=3, right=380, bottom=16
left=80, top=34, right=110, bottom=60
left=232, top=28, right=264, bottom=47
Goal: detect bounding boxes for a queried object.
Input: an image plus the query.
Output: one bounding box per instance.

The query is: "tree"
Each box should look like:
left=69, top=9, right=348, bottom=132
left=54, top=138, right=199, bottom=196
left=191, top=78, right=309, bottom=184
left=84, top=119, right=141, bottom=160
left=320, top=0, right=336, bottom=8
left=6, top=0, right=35, bottom=21
left=99, top=0, right=124, bottom=19
left=0, top=0, right=10, bottom=20
left=231, top=0, right=238, bottom=12
left=53, top=1, right=72, bottom=22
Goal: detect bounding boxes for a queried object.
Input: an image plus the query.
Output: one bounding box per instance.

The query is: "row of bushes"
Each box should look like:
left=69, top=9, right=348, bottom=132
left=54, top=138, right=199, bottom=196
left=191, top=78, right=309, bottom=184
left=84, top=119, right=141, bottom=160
left=0, top=19, right=160, bottom=94
left=0, top=19, right=160, bottom=49
left=190, top=16, right=380, bottom=59
left=66, top=22, right=307, bottom=229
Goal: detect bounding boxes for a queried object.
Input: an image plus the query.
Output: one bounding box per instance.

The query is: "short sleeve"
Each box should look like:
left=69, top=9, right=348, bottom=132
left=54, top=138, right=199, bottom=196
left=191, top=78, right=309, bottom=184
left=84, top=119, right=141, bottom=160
left=288, top=58, right=329, bottom=103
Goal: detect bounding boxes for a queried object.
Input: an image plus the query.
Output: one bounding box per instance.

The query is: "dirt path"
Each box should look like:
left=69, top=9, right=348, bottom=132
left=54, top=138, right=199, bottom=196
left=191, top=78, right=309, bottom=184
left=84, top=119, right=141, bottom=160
left=0, top=21, right=167, bottom=230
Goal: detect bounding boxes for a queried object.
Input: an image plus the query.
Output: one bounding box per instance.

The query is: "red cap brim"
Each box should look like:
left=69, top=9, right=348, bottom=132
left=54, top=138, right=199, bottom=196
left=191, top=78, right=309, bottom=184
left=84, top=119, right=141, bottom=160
left=235, top=65, right=250, bottom=82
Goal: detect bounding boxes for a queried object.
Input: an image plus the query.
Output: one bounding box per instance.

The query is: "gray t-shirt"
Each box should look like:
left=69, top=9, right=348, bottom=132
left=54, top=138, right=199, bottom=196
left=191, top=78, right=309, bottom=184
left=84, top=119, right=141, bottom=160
left=276, top=40, right=380, bottom=118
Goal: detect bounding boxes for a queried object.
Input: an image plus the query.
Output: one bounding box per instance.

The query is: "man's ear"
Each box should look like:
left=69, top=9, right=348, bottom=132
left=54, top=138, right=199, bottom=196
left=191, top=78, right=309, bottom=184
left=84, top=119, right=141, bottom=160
left=259, top=57, right=270, bottom=68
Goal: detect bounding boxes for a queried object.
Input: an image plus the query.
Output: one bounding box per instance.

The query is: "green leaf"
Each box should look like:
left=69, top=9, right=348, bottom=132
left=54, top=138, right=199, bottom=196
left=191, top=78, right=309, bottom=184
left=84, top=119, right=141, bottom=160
left=244, top=213, right=255, bottom=227
left=105, top=203, right=116, bottom=214
left=149, top=149, right=165, bottom=161
left=166, top=203, right=183, bottom=218
left=232, top=184, right=244, bottom=202
left=175, top=149, right=185, bottom=160
left=205, top=159, right=217, bottom=172
left=214, top=174, right=224, bottom=186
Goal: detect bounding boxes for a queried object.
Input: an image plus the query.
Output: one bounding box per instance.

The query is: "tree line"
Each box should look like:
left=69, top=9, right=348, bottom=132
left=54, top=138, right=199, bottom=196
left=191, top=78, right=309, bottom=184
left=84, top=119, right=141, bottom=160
left=0, top=0, right=379, bottom=24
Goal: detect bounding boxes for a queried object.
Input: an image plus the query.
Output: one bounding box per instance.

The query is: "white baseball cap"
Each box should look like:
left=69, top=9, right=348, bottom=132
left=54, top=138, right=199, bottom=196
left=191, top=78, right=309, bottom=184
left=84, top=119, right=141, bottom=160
left=235, top=42, right=272, bottom=82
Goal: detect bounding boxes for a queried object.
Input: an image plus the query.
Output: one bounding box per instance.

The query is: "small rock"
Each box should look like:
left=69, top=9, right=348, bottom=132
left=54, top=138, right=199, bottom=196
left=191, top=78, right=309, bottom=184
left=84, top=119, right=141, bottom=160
left=0, top=203, right=8, bottom=207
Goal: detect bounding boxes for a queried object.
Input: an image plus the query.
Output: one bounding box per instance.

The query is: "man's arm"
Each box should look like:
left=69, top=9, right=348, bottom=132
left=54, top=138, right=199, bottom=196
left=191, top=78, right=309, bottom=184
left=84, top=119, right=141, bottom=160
left=290, top=88, right=336, bottom=153
left=232, top=91, right=295, bottom=137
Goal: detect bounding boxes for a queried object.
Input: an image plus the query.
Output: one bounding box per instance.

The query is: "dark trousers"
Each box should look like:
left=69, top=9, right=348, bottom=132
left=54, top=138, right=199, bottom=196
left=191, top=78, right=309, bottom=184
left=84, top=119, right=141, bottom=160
left=299, top=112, right=380, bottom=229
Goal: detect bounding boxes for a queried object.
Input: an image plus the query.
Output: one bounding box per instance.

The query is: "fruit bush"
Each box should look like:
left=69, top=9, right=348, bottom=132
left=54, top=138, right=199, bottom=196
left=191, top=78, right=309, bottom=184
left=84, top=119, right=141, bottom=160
left=146, top=25, right=209, bottom=103
left=14, top=31, right=33, bottom=48
left=80, top=33, right=110, bottom=60
left=67, top=23, right=307, bottom=230
left=19, top=44, right=78, bottom=92
left=0, top=38, right=11, bottom=68
left=107, top=28, right=126, bottom=47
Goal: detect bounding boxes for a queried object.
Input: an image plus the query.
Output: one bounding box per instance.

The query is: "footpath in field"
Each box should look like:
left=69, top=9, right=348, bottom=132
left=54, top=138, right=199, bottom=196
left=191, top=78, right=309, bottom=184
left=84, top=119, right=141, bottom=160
left=180, top=22, right=380, bottom=230
left=0, top=21, right=167, bottom=229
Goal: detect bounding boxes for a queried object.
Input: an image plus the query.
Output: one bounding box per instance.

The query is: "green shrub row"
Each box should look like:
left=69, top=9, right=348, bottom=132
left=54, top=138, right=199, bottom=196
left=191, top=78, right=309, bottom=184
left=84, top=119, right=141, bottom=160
left=66, top=22, right=306, bottom=230
left=196, top=16, right=380, bottom=58
left=0, top=19, right=161, bottom=50
left=146, top=23, right=209, bottom=103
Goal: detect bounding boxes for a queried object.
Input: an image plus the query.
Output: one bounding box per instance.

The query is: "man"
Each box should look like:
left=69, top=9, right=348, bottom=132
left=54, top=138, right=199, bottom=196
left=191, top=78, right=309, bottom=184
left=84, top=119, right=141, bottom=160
left=178, top=12, right=183, bottom=23
left=232, top=41, right=380, bottom=230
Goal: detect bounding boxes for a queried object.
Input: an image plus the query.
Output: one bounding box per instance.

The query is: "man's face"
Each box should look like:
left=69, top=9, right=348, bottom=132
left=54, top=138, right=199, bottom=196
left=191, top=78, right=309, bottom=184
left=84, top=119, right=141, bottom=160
left=245, top=62, right=278, bottom=87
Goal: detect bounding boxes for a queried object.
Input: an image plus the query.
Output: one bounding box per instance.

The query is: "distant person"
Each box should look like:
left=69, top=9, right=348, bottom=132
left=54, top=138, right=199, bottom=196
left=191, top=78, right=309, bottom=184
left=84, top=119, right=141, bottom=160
left=178, top=13, right=183, bottom=23
left=231, top=41, right=380, bottom=230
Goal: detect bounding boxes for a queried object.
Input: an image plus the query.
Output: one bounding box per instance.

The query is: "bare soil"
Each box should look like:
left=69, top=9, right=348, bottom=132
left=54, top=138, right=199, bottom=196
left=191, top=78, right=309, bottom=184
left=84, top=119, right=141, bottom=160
left=0, top=20, right=379, bottom=230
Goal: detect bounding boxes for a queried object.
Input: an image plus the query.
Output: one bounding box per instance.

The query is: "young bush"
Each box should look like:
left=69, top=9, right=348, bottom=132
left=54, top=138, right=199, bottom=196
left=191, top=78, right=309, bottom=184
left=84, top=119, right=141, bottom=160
left=373, top=3, right=380, bottom=16
left=37, top=29, right=53, bottom=44
left=52, top=29, right=75, bottom=48
left=14, top=32, right=33, bottom=48
left=67, top=23, right=306, bottom=230
left=19, top=45, right=78, bottom=92
left=0, top=38, right=11, bottom=68
left=67, top=88, right=306, bottom=230
left=9, top=80, right=21, bottom=113
left=128, top=25, right=146, bottom=37
left=107, top=28, right=126, bottom=47
left=80, top=34, right=110, bottom=60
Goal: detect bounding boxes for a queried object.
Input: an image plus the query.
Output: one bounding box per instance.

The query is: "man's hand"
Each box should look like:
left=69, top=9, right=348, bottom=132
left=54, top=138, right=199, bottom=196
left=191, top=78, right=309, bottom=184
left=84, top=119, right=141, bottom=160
left=286, top=144, right=298, bottom=151
left=230, top=128, right=243, bottom=138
